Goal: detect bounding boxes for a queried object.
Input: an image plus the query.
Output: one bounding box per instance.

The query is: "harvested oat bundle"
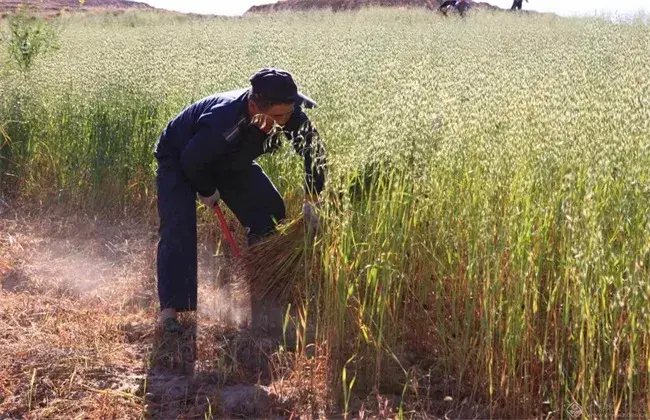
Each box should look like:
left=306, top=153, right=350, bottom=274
left=234, top=216, right=319, bottom=304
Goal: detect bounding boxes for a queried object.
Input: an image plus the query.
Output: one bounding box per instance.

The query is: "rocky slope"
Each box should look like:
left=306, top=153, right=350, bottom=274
left=1, top=0, right=152, bottom=15
left=247, top=0, right=502, bottom=13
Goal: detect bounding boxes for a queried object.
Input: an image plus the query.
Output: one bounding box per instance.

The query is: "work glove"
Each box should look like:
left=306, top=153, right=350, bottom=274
left=302, top=199, right=321, bottom=234
left=198, top=188, right=220, bottom=208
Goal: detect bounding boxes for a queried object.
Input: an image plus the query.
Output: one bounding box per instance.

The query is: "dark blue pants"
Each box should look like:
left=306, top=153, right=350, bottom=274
left=156, top=158, right=286, bottom=311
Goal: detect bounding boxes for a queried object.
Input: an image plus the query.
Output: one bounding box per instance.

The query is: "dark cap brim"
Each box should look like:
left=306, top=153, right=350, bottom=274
left=298, top=91, right=317, bottom=109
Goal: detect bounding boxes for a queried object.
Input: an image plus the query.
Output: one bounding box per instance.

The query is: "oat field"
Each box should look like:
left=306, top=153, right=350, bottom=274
left=1, top=8, right=650, bottom=418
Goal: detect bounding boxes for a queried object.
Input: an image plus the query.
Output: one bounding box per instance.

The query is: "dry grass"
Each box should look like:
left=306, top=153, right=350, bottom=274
left=235, top=216, right=316, bottom=304
left=0, top=211, right=340, bottom=419
left=0, top=292, right=148, bottom=418
left=0, top=209, right=480, bottom=419
left=268, top=344, right=334, bottom=418
left=0, top=211, right=155, bottom=418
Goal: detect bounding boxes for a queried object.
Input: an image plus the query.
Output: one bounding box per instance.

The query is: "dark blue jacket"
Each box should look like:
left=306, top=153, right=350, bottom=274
left=155, top=88, right=326, bottom=197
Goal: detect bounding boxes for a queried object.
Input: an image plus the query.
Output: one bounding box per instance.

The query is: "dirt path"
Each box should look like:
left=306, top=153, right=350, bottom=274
left=0, top=212, right=318, bottom=419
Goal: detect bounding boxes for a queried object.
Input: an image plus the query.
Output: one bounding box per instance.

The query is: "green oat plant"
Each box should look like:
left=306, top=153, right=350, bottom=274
left=1, top=7, right=649, bottom=417
left=2, top=7, right=60, bottom=73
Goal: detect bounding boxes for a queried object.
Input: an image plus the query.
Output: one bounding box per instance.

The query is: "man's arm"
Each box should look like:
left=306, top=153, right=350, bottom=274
left=179, top=113, right=228, bottom=197
left=283, top=107, right=327, bottom=197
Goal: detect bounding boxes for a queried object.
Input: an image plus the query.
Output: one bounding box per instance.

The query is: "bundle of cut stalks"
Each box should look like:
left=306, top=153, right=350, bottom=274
left=234, top=216, right=318, bottom=304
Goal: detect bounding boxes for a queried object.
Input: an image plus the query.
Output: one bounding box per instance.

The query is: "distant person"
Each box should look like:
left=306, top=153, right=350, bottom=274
left=439, top=0, right=457, bottom=15
left=456, top=0, right=471, bottom=16
left=511, top=0, right=528, bottom=11
left=439, top=0, right=457, bottom=9
left=439, top=0, right=471, bottom=17
left=153, top=68, right=326, bottom=333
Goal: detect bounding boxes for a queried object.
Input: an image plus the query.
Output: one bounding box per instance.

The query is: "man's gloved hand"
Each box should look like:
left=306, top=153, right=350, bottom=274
left=302, top=199, right=321, bottom=233
left=250, top=113, right=276, bottom=134
left=198, top=188, right=220, bottom=208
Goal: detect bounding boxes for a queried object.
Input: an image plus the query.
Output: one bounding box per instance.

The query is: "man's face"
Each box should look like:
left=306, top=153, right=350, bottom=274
left=250, top=101, right=294, bottom=127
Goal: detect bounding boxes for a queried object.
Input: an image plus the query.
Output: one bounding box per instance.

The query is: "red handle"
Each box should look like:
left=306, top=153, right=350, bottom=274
left=213, top=204, right=241, bottom=259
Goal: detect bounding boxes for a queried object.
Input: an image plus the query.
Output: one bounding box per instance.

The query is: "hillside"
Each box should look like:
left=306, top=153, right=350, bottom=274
left=0, top=0, right=152, bottom=15
left=247, top=0, right=501, bottom=13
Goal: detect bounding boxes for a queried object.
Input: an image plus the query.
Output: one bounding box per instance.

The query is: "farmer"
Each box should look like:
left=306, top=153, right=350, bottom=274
left=438, top=0, right=457, bottom=15
left=438, top=0, right=471, bottom=17
left=153, top=68, right=326, bottom=333
left=511, top=0, right=528, bottom=11
left=455, top=0, right=471, bottom=16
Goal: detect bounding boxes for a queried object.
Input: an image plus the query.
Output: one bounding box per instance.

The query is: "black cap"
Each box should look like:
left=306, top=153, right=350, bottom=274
left=250, top=68, right=298, bottom=104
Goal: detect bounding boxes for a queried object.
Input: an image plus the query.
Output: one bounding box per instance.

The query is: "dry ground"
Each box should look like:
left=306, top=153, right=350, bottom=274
left=0, top=207, right=334, bottom=419
left=0, top=205, right=489, bottom=419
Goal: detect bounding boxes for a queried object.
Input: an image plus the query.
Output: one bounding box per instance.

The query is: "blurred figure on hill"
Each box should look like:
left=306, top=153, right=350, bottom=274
left=438, top=0, right=457, bottom=15
left=511, top=0, right=528, bottom=10
left=456, top=0, right=471, bottom=15
left=438, top=0, right=472, bottom=16
left=153, top=68, right=326, bottom=333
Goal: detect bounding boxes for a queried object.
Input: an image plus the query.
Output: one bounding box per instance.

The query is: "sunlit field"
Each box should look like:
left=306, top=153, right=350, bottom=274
left=1, top=7, right=650, bottom=418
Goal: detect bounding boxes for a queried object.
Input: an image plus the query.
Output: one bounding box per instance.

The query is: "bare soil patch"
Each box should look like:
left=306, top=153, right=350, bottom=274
left=0, top=212, right=336, bottom=418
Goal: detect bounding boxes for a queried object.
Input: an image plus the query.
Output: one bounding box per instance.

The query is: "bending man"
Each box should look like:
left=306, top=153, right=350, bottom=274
left=153, top=68, right=326, bottom=332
